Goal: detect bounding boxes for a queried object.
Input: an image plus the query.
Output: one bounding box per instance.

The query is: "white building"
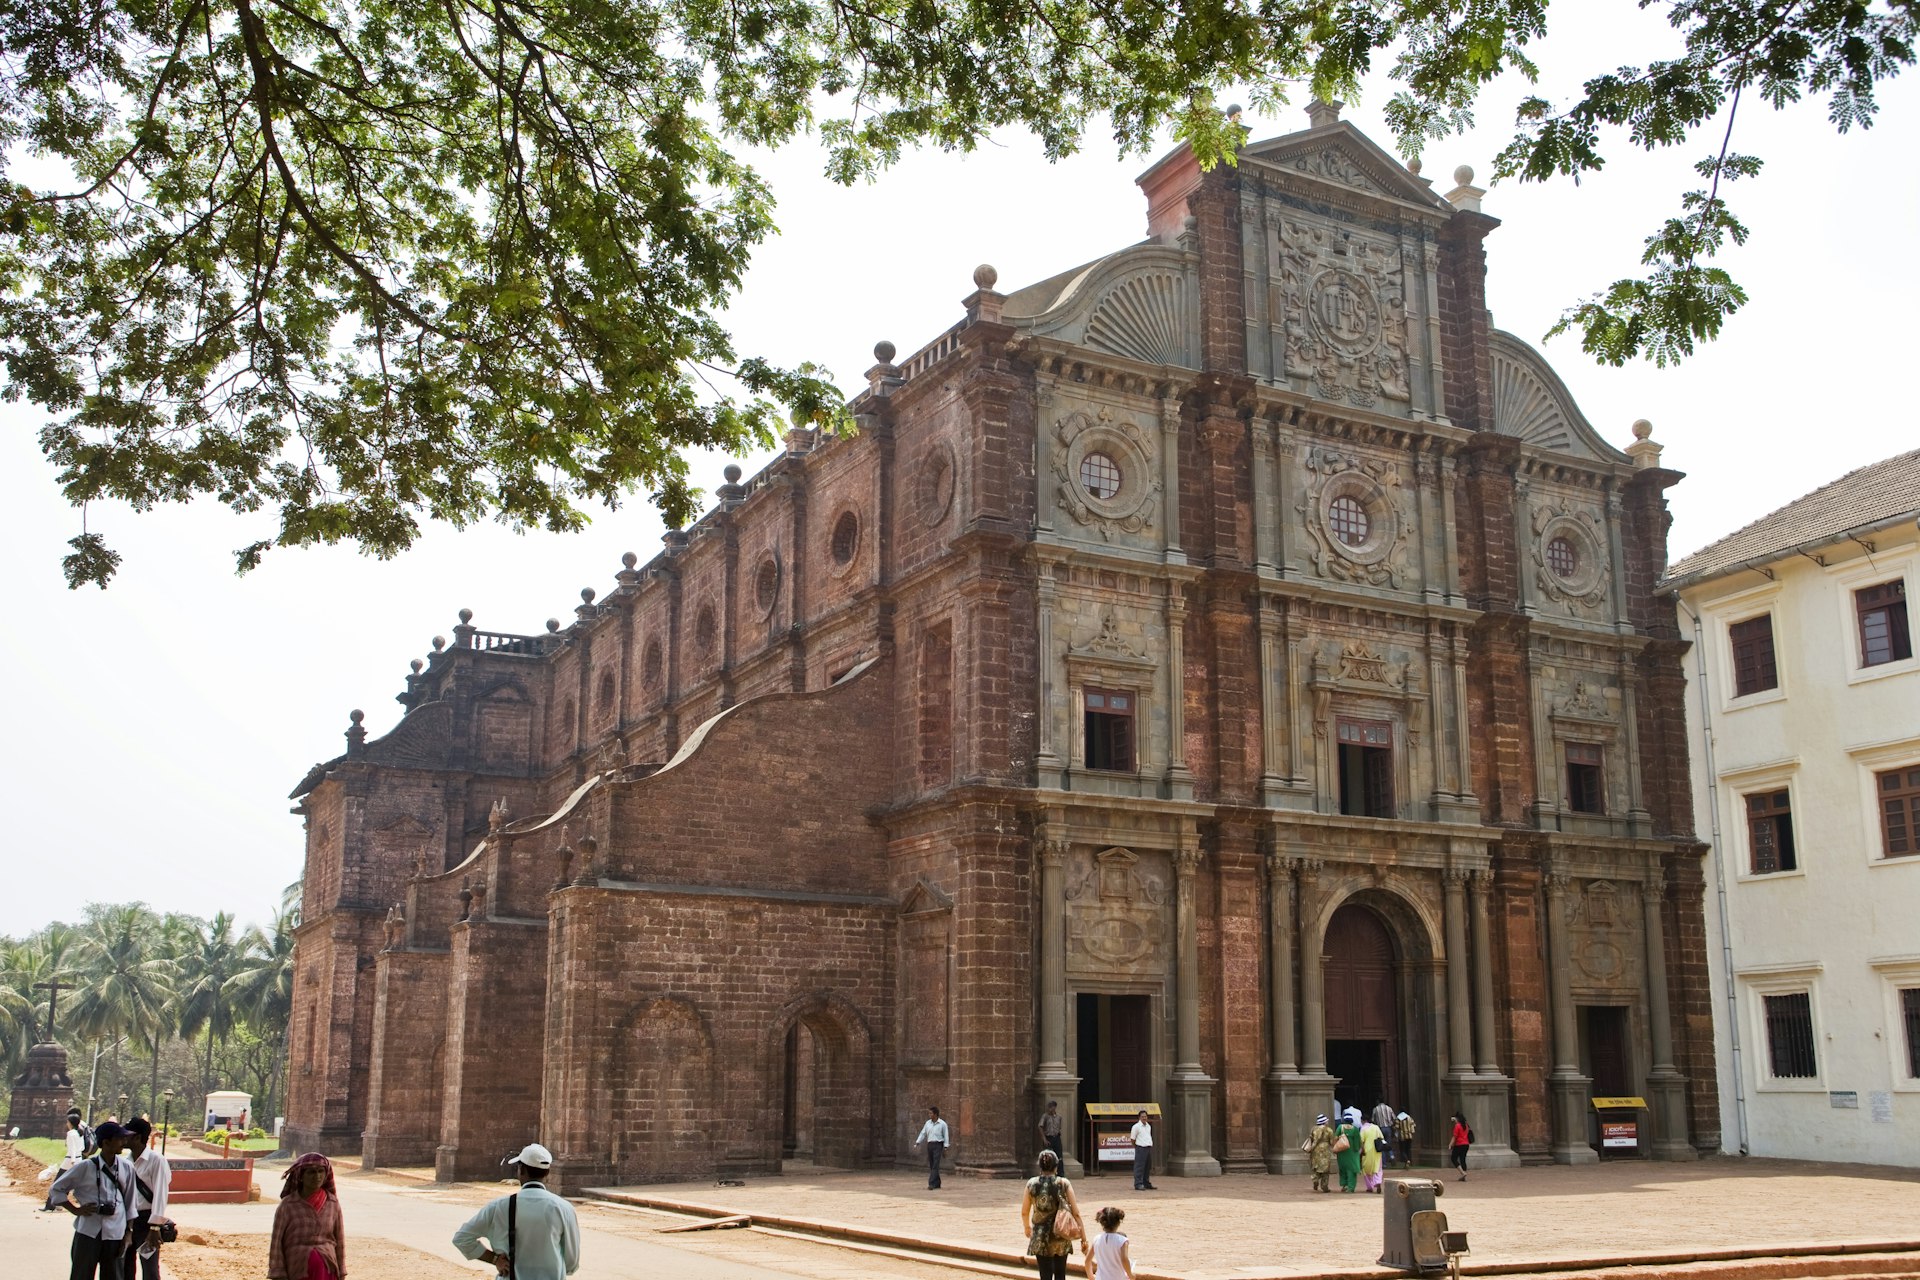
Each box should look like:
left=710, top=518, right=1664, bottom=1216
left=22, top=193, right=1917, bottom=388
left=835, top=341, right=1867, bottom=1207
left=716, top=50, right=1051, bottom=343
left=1665, top=448, right=1920, bottom=1166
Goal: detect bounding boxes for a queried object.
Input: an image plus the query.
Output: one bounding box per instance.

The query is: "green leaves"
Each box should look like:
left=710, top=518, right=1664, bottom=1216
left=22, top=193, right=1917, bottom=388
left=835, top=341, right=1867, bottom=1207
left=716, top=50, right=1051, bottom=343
left=2, top=0, right=1916, bottom=584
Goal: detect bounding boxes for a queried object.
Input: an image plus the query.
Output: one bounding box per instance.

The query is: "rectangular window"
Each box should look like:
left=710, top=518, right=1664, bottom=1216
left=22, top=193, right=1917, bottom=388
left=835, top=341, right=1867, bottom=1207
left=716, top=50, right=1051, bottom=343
left=1083, top=687, right=1135, bottom=773
left=1903, top=988, right=1920, bottom=1080
left=1565, top=742, right=1605, bottom=814
left=1857, top=580, right=1913, bottom=667
left=1730, top=614, right=1778, bottom=696
left=1745, top=789, right=1797, bottom=874
left=1763, top=991, right=1817, bottom=1079
left=1336, top=719, right=1394, bottom=818
left=1879, top=766, right=1920, bottom=857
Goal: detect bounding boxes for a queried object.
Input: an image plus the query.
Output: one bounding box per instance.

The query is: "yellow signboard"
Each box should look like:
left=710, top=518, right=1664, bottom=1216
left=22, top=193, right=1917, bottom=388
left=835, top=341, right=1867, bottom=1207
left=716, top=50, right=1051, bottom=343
left=1084, top=1102, right=1162, bottom=1118
left=1590, top=1096, right=1647, bottom=1110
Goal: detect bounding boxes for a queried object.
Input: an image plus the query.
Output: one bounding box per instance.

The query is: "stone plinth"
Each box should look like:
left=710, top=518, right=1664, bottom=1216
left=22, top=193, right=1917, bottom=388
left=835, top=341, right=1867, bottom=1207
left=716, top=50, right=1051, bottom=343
left=7, top=1042, right=75, bottom=1138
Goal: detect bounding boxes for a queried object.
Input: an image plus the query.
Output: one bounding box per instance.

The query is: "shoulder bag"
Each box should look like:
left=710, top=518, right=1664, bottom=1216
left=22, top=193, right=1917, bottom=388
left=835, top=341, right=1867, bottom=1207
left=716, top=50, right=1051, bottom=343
left=1332, top=1132, right=1350, bottom=1153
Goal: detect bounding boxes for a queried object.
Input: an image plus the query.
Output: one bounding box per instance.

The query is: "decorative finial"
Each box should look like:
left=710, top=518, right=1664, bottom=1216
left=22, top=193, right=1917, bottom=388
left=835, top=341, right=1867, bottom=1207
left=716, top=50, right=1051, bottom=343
left=1407, top=157, right=1422, bottom=176
left=1305, top=99, right=1342, bottom=129
left=457, top=607, right=473, bottom=624
left=621, top=551, right=638, bottom=569
left=580, top=587, right=596, bottom=605
left=874, top=340, right=897, bottom=364
left=1445, top=165, right=1485, bottom=213
left=723, top=463, right=742, bottom=483
left=546, top=618, right=561, bottom=633
left=1183, top=214, right=1199, bottom=231
left=349, top=709, right=365, bottom=725
left=1454, top=165, right=1474, bottom=186
left=1632, top=418, right=1653, bottom=440
left=346, top=708, right=367, bottom=754
left=410, top=658, right=424, bottom=673
left=431, top=635, right=446, bottom=652
left=1226, top=103, right=1243, bottom=121
left=1626, top=418, right=1664, bottom=470
left=972, top=263, right=998, bottom=290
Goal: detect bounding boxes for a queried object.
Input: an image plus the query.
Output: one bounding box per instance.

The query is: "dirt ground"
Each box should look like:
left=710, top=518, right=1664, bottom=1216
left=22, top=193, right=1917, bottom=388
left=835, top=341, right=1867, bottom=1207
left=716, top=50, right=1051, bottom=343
left=160, top=1230, right=479, bottom=1280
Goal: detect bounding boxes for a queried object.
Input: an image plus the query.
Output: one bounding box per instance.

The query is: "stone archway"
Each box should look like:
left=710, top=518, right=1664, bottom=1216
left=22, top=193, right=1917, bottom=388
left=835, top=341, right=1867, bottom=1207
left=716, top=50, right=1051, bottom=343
left=761, top=992, right=876, bottom=1171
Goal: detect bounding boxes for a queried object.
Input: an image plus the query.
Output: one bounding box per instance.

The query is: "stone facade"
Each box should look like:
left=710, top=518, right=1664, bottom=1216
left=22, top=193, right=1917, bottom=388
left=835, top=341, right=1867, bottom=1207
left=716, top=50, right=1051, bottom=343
left=8, top=1042, right=77, bottom=1138
left=284, top=107, right=1715, bottom=1184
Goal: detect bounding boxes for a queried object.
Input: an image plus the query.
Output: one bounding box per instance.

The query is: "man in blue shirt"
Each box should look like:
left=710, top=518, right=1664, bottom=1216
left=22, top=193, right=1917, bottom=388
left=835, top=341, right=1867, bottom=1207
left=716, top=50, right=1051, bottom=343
left=452, top=1142, right=580, bottom=1279
left=45, top=1120, right=134, bottom=1280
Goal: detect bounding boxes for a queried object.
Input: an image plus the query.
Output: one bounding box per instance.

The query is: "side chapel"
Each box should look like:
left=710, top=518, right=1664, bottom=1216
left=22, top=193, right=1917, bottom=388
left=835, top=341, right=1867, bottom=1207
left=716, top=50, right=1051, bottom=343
left=284, top=102, right=1715, bottom=1185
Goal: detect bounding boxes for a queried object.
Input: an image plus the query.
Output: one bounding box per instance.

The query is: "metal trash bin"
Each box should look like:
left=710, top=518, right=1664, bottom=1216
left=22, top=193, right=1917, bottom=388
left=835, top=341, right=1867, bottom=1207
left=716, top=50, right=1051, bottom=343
left=1379, top=1177, right=1447, bottom=1271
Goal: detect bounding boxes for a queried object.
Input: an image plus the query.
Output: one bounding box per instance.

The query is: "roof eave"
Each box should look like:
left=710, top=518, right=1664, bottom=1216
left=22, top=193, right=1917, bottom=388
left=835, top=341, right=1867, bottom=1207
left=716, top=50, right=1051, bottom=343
left=1659, top=509, right=1920, bottom=597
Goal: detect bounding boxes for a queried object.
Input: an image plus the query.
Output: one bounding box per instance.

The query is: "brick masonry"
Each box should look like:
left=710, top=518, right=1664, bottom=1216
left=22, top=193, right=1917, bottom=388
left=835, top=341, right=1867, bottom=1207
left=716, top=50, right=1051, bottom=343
left=284, top=110, right=1715, bottom=1183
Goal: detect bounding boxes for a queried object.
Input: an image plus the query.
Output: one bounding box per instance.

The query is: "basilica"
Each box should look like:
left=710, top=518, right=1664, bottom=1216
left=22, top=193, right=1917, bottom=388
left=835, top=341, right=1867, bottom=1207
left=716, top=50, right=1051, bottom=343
left=284, top=103, right=1714, bottom=1186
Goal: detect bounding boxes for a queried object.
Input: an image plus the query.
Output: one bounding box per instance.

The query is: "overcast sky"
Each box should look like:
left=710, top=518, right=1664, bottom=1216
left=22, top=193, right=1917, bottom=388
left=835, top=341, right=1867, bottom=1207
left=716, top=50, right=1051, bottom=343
left=3, top=7, right=1915, bottom=940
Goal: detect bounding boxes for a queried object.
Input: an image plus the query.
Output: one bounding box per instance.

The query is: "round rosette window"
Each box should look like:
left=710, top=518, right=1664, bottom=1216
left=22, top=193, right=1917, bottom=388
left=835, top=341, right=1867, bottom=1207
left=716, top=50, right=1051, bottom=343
left=1057, top=420, right=1156, bottom=536
left=1317, top=473, right=1397, bottom=567
left=1537, top=518, right=1605, bottom=600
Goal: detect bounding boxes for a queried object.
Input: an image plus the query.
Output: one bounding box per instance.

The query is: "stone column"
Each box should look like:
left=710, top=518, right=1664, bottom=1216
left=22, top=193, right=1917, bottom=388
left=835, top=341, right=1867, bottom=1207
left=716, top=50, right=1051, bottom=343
left=1546, top=869, right=1598, bottom=1163
left=1299, top=861, right=1327, bottom=1074
left=1447, top=865, right=1521, bottom=1168
left=1470, top=871, right=1499, bottom=1072
left=1160, top=393, right=1185, bottom=563
left=1035, top=564, right=1062, bottom=785
left=1030, top=833, right=1083, bottom=1173
left=1167, top=834, right=1221, bottom=1175
left=1443, top=869, right=1474, bottom=1074
left=1267, top=852, right=1298, bottom=1076
left=1165, top=587, right=1193, bottom=799
left=1642, top=865, right=1694, bottom=1159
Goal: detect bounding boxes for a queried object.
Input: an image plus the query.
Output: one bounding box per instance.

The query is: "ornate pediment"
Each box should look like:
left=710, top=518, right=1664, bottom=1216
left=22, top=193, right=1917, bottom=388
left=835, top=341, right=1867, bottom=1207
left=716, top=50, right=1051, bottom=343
left=1011, top=244, right=1199, bottom=369
left=1491, top=331, right=1626, bottom=464
left=1242, top=125, right=1450, bottom=211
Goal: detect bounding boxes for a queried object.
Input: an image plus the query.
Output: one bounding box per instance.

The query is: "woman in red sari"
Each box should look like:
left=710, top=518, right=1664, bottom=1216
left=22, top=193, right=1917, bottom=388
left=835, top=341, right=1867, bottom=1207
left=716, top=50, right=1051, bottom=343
left=268, top=1153, right=346, bottom=1280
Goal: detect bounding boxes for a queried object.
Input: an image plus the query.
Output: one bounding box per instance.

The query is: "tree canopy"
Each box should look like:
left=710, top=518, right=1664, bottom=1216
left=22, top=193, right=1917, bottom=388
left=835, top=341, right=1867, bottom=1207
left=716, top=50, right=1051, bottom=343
left=2, top=0, right=1913, bottom=586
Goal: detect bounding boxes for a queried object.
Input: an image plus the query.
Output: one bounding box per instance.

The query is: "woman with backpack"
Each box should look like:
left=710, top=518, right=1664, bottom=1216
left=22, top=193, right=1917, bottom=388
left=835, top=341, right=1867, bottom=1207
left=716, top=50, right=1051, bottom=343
left=1019, top=1148, right=1085, bottom=1280
left=1449, top=1112, right=1472, bottom=1181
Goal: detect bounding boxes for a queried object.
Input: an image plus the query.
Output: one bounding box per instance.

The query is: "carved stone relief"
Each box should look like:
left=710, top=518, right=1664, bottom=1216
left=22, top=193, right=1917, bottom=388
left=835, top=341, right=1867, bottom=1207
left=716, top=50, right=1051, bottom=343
left=1050, top=406, right=1162, bottom=541
left=1298, top=447, right=1412, bottom=588
left=1065, top=847, right=1170, bottom=977
left=1276, top=222, right=1412, bottom=409
left=1567, top=878, right=1641, bottom=990
left=1530, top=501, right=1610, bottom=610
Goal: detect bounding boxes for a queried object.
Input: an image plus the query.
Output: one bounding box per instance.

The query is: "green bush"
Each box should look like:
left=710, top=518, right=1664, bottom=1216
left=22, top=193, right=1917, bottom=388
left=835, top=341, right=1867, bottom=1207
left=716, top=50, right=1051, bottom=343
left=248, top=1127, right=267, bottom=1139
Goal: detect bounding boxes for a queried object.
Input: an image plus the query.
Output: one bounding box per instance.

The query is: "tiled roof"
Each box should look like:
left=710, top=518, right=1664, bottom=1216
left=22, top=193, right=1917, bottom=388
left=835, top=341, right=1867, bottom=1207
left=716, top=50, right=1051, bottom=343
left=1664, top=447, right=1920, bottom=587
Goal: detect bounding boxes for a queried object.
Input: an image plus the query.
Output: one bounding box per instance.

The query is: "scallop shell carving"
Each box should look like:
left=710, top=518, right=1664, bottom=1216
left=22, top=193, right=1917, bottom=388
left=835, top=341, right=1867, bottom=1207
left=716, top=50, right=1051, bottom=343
left=1084, top=272, right=1192, bottom=367
left=1492, top=343, right=1575, bottom=452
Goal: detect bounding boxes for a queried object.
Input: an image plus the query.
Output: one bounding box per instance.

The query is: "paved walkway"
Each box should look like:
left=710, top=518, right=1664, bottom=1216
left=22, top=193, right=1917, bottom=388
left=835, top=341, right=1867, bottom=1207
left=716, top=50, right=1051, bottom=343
left=590, top=1157, right=1920, bottom=1280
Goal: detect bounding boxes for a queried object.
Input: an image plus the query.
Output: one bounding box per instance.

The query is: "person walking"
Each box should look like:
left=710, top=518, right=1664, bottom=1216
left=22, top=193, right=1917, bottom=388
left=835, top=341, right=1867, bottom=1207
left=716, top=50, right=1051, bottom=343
left=1037, top=1100, right=1064, bottom=1166
left=121, top=1117, right=170, bottom=1280
left=1305, top=1114, right=1336, bottom=1193
left=1127, top=1110, right=1155, bottom=1191
left=1393, top=1111, right=1417, bottom=1167
left=1019, top=1149, right=1084, bottom=1280
left=452, top=1143, right=580, bottom=1279
left=45, top=1120, right=134, bottom=1280
left=268, top=1153, right=346, bottom=1280
left=1333, top=1112, right=1362, bottom=1193
left=1357, top=1115, right=1386, bottom=1193
left=1087, top=1206, right=1134, bottom=1280
left=914, top=1105, right=949, bottom=1189
left=1449, top=1113, right=1472, bottom=1181
left=63, top=1109, right=93, bottom=1169
left=1369, top=1100, right=1396, bottom=1157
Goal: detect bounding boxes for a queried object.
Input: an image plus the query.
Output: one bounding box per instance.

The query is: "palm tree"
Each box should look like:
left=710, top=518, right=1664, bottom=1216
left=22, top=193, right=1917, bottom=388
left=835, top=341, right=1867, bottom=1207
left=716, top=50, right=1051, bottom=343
left=66, top=905, right=174, bottom=1115
left=175, top=913, right=249, bottom=1094
left=227, top=906, right=297, bottom=1118
left=0, top=941, right=42, bottom=1075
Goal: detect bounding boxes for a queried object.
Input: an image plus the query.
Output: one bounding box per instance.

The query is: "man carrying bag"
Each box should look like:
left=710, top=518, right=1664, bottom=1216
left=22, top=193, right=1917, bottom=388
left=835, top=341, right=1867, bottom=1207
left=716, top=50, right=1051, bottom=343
left=452, top=1143, right=580, bottom=1279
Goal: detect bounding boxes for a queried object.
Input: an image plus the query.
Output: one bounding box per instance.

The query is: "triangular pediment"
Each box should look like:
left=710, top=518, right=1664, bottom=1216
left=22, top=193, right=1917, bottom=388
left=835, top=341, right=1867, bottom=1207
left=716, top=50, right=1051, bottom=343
left=1242, top=124, right=1450, bottom=213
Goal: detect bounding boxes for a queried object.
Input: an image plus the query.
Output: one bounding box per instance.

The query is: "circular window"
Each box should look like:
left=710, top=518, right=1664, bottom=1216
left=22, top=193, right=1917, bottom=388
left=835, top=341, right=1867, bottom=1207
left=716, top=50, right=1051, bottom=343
left=1079, top=451, right=1122, bottom=500
left=755, top=558, right=779, bottom=613
left=694, top=606, right=716, bottom=654
left=1328, top=494, right=1370, bottom=546
left=831, top=511, right=860, bottom=567
left=1546, top=535, right=1579, bottom=579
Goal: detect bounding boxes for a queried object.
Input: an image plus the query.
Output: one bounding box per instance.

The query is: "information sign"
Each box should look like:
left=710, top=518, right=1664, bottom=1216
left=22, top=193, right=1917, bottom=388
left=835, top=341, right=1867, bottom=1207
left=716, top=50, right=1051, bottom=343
left=1600, top=1121, right=1638, bottom=1149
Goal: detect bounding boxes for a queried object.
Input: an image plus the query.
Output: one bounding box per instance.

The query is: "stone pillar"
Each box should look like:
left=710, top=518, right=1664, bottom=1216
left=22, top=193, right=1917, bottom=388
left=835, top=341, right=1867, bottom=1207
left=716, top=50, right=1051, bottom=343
left=1269, top=854, right=1334, bottom=1171
left=1546, top=870, right=1598, bottom=1163
left=1035, top=564, right=1062, bottom=785
left=1299, top=861, right=1327, bottom=1074
left=1165, top=587, right=1193, bottom=799
left=1642, top=865, right=1694, bottom=1159
left=1451, top=867, right=1521, bottom=1167
left=1167, top=835, right=1221, bottom=1176
left=1443, top=869, right=1474, bottom=1074
left=1030, top=833, right=1083, bottom=1174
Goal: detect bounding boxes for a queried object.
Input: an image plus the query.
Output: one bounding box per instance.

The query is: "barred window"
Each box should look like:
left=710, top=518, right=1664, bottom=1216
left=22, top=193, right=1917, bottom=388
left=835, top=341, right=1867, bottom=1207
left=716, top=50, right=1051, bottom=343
left=1079, top=451, right=1122, bottom=500
left=1763, top=992, right=1817, bottom=1079
left=1745, top=790, right=1797, bottom=874
left=1730, top=614, right=1778, bottom=697
left=1545, top=535, right=1579, bottom=578
left=1903, top=989, right=1920, bottom=1080
left=1565, top=742, right=1605, bottom=815
left=1328, top=495, right=1370, bottom=546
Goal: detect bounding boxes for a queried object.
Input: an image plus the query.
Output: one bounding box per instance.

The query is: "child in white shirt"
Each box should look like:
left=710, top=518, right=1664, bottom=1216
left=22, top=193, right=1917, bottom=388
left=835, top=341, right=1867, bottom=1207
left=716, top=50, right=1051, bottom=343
left=1088, top=1205, right=1135, bottom=1280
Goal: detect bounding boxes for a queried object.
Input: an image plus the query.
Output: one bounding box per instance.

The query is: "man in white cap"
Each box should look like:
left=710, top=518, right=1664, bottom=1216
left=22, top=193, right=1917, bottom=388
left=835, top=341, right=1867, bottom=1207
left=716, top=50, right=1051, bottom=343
left=452, top=1142, right=580, bottom=1278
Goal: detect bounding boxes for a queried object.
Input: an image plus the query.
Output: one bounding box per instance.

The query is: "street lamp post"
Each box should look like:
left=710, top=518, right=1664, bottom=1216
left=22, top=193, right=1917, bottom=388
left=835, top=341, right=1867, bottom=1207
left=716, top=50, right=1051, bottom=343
left=162, top=1089, right=174, bottom=1154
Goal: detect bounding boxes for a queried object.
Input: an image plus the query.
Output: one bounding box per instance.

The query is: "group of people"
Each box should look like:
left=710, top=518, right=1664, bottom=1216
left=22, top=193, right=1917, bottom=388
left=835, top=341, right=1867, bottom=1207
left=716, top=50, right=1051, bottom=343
left=1302, top=1103, right=1474, bottom=1193
left=43, top=1110, right=171, bottom=1280
left=1019, top=1150, right=1135, bottom=1280
left=46, top=1122, right=580, bottom=1280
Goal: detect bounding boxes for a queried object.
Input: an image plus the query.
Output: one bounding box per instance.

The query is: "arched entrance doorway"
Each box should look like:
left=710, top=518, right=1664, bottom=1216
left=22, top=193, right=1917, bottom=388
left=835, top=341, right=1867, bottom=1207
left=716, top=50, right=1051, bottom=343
left=1324, top=903, right=1400, bottom=1111
left=766, top=993, right=874, bottom=1172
